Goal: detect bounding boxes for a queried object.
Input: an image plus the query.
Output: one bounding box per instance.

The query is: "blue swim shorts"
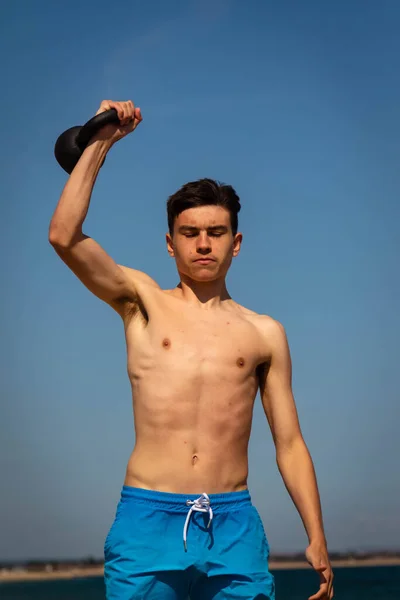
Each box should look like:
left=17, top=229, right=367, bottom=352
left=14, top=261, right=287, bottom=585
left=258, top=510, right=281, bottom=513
left=104, top=486, right=275, bottom=599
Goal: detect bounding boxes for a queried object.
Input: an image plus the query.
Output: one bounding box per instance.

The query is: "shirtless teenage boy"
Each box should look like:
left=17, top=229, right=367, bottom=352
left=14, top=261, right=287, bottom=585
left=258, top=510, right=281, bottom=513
left=49, top=100, right=334, bottom=600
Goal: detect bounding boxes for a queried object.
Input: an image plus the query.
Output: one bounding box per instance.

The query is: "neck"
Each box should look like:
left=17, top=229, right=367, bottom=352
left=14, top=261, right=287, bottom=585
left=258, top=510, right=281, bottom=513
left=174, top=273, right=231, bottom=308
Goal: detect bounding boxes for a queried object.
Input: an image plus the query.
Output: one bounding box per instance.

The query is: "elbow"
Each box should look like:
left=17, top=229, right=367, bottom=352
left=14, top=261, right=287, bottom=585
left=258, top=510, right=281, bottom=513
left=48, top=223, right=80, bottom=249
left=275, top=433, right=306, bottom=461
left=48, top=225, right=62, bottom=248
left=48, top=229, right=69, bottom=250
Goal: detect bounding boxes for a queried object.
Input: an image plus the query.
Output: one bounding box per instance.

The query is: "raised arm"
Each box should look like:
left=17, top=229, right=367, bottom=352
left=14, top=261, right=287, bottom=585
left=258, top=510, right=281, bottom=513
left=258, top=319, right=334, bottom=600
left=49, top=100, right=157, bottom=316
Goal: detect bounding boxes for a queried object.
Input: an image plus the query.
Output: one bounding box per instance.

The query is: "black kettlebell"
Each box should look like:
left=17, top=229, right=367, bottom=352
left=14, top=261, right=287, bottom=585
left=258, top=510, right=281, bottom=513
left=54, top=108, right=120, bottom=174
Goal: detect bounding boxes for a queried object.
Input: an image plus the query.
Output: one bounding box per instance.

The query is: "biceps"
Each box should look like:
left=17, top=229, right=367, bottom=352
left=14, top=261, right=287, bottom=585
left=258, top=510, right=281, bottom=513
left=261, top=369, right=301, bottom=447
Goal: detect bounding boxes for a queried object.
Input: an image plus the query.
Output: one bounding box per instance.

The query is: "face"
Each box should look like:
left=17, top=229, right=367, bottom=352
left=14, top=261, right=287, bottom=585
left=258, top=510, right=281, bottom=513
left=166, top=205, right=242, bottom=282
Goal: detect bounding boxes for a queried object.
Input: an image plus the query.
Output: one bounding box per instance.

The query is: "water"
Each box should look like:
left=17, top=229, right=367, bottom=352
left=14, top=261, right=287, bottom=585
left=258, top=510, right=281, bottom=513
left=273, top=566, right=400, bottom=599
left=0, top=566, right=399, bottom=599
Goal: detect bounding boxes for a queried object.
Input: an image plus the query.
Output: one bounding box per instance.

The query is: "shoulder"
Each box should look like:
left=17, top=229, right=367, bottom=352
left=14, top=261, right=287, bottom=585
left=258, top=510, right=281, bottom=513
left=118, top=265, right=161, bottom=290
left=230, top=303, right=288, bottom=354
left=256, top=314, right=287, bottom=339
left=254, top=315, right=288, bottom=356
left=234, top=303, right=286, bottom=338
left=239, top=308, right=290, bottom=360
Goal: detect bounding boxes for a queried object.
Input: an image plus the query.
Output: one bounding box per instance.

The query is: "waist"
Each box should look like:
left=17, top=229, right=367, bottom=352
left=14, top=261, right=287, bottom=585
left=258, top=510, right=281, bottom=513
left=120, top=485, right=252, bottom=512
left=124, top=446, right=249, bottom=494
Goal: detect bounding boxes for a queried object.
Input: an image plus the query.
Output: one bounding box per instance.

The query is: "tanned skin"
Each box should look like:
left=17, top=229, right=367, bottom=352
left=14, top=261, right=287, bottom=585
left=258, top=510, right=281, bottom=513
left=49, top=100, right=334, bottom=600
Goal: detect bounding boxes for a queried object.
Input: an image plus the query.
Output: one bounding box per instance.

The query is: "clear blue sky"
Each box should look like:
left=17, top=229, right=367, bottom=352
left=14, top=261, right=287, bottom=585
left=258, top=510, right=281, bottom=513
left=1, top=0, right=399, bottom=561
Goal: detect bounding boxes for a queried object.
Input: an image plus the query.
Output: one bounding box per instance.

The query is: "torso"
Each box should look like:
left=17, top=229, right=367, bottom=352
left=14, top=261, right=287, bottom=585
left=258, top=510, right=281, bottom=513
left=121, top=282, right=273, bottom=494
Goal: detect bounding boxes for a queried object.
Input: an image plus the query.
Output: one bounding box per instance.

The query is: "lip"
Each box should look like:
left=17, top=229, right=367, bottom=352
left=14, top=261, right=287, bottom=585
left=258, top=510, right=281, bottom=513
left=194, top=258, right=215, bottom=264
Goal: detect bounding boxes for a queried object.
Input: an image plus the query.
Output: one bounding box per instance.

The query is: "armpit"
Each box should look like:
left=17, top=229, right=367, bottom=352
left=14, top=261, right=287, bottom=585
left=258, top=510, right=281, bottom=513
left=112, top=294, right=148, bottom=324
left=256, top=361, right=271, bottom=390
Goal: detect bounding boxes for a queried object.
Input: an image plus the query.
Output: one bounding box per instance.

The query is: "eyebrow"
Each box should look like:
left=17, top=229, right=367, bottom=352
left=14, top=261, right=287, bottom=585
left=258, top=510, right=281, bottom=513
left=178, top=225, right=229, bottom=232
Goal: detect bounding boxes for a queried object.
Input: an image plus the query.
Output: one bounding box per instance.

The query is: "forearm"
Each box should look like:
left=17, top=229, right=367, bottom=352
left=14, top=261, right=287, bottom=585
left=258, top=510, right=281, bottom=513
left=49, top=138, right=112, bottom=245
left=276, top=436, right=327, bottom=545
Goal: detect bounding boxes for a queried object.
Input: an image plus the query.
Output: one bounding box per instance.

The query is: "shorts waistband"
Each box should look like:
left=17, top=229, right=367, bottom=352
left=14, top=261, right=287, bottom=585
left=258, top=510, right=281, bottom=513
left=121, top=485, right=252, bottom=512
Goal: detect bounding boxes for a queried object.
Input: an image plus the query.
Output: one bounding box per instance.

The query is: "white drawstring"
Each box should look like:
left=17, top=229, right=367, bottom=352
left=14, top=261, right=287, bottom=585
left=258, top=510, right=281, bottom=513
left=183, top=493, right=213, bottom=551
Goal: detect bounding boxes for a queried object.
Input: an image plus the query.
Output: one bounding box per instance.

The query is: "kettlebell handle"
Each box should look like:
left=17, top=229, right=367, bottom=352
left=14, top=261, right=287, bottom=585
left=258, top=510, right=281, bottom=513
left=76, top=109, right=120, bottom=148
left=54, top=108, right=120, bottom=174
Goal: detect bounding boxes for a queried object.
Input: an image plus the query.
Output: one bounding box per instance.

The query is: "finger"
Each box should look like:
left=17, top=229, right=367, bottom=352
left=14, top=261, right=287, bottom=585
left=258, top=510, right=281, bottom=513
left=306, top=556, right=326, bottom=572
left=121, top=101, right=131, bottom=125
left=327, top=576, right=334, bottom=598
left=325, top=570, right=333, bottom=592
left=124, top=102, right=136, bottom=126
left=124, top=116, right=140, bottom=133
left=314, top=564, right=328, bottom=572
left=128, top=100, right=135, bottom=119
left=308, top=583, right=329, bottom=600
left=125, top=107, right=142, bottom=132
left=96, top=100, right=111, bottom=115
left=308, top=591, right=328, bottom=600
left=134, top=106, right=142, bottom=121
left=125, top=101, right=135, bottom=124
left=108, top=101, right=124, bottom=121
left=114, top=101, right=125, bottom=123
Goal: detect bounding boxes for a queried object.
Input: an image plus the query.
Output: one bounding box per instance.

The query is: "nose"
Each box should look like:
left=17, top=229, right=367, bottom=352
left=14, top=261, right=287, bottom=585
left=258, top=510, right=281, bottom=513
left=196, top=232, right=211, bottom=254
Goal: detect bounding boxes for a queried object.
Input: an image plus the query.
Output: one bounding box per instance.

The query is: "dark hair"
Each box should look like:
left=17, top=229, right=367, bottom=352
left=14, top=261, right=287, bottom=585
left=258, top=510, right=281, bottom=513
left=167, top=178, right=241, bottom=235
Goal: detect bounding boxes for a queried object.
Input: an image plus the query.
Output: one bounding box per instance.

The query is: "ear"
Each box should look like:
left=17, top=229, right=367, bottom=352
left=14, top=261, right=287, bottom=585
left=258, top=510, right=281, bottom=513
left=166, top=232, right=175, bottom=257
left=232, top=232, right=243, bottom=257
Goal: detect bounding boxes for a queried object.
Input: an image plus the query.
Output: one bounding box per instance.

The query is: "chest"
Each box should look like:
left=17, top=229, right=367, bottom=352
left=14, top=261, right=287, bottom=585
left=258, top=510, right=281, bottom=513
left=127, top=307, right=266, bottom=372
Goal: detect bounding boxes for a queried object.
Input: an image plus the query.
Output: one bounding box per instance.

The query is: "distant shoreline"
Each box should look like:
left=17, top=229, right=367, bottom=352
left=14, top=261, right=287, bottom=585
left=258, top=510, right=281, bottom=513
left=1, top=558, right=400, bottom=583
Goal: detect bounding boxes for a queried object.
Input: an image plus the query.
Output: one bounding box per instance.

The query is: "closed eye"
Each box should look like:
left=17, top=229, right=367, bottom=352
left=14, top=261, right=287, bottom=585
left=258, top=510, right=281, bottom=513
left=183, top=232, right=224, bottom=237
left=179, top=227, right=228, bottom=237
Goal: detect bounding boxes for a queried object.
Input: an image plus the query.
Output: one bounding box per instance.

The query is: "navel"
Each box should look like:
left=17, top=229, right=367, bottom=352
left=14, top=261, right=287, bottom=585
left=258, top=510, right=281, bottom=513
left=236, top=357, right=245, bottom=368
left=162, top=338, right=171, bottom=349
left=192, top=455, right=198, bottom=465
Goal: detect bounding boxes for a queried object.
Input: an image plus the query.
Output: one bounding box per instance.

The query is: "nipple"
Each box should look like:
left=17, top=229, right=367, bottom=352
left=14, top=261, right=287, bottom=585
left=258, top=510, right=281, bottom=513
left=162, top=338, right=171, bottom=349
left=236, top=357, right=245, bottom=368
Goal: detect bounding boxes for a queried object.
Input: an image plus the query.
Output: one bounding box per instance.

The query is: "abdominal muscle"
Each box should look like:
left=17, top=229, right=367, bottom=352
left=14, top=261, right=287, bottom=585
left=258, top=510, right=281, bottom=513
left=123, top=373, right=258, bottom=494
left=125, top=436, right=249, bottom=495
